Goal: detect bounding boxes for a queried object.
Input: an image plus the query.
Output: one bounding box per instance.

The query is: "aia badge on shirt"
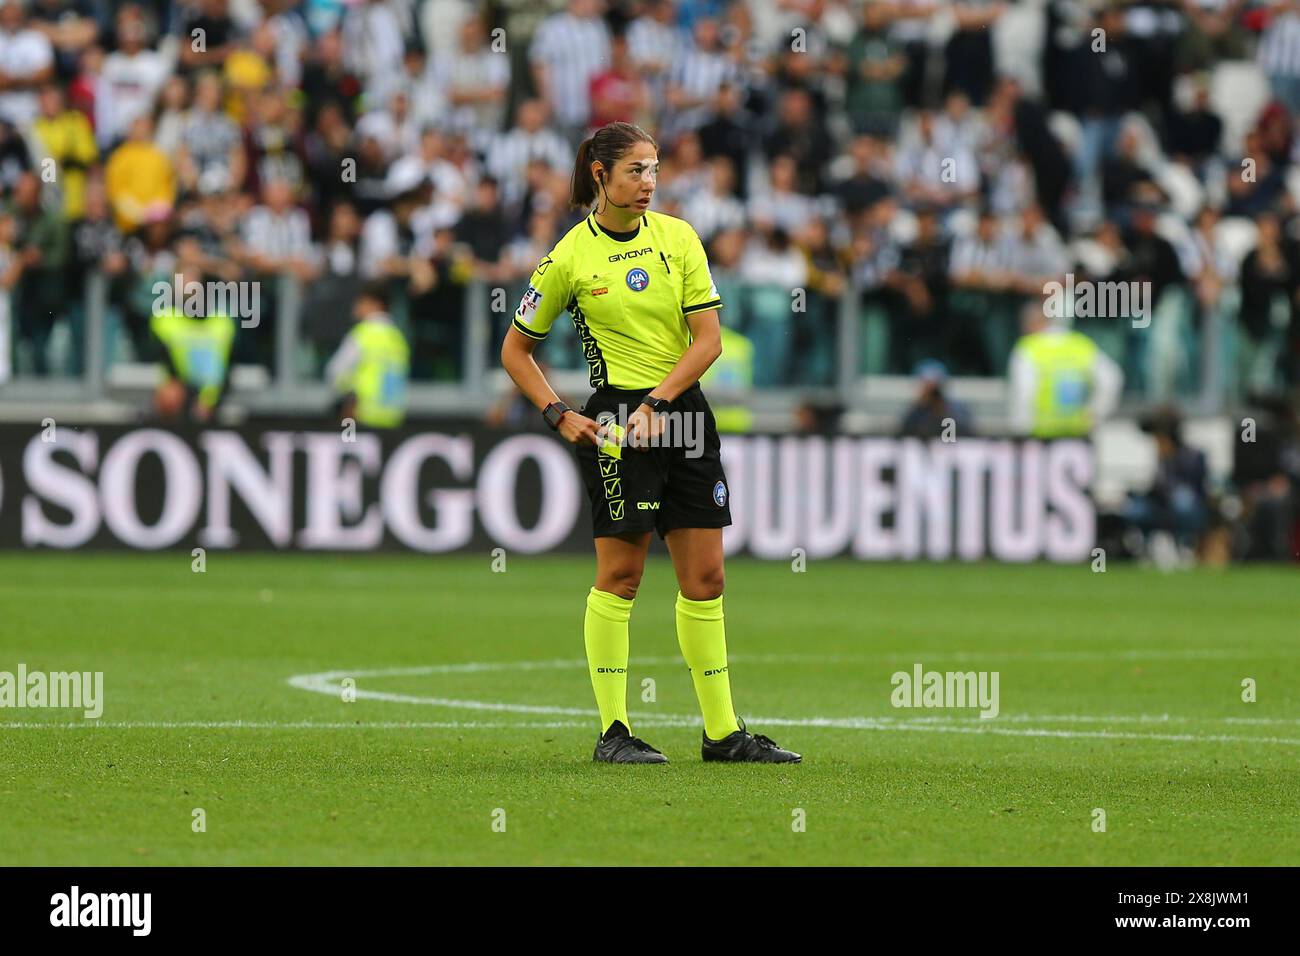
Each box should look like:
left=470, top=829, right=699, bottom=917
left=626, top=267, right=650, bottom=292
left=519, top=284, right=543, bottom=324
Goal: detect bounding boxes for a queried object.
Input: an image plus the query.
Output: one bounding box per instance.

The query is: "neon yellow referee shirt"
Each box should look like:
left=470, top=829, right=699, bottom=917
left=511, top=210, right=724, bottom=389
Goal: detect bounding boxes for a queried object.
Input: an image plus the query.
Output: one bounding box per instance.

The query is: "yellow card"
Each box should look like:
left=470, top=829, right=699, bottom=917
left=598, top=422, right=625, bottom=459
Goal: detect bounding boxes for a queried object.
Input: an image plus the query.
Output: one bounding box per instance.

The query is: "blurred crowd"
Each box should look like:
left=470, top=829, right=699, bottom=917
left=3, top=0, right=1300, bottom=403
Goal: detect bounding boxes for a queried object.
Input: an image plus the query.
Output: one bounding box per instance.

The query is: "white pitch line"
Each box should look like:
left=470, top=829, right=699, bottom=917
left=278, top=658, right=1300, bottom=746
left=715, top=649, right=1300, bottom=663
left=849, top=721, right=1300, bottom=747
left=11, top=653, right=1297, bottom=746
left=872, top=712, right=1300, bottom=727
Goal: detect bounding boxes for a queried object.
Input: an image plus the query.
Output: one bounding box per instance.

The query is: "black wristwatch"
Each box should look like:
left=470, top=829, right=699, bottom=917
left=542, top=401, right=571, bottom=430
left=640, top=396, right=671, bottom=415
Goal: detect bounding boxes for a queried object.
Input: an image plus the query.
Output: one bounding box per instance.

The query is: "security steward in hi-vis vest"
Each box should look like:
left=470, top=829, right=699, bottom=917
left=1007, top=306, right=1123, bottom=439
left=151, top=307, right=236, bottom=418
left=1017, top=331, right=1097, bottom=437
left=701, top=324, right=755, bottom=433
left=326, top=282, right=410, bottom=429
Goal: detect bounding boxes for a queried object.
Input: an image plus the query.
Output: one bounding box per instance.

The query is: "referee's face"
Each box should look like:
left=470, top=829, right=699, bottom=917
left=598, top=142, right=659, bottom=214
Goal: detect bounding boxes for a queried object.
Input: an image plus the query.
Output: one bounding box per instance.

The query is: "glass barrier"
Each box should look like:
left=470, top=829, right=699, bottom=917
left=0, top=270, right=1283, bottom=411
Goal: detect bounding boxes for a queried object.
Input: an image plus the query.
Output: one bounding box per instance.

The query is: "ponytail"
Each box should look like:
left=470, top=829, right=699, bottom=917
left=568, top=122, right=657, bottom=210
left=570, top=137, right=598, bottom=209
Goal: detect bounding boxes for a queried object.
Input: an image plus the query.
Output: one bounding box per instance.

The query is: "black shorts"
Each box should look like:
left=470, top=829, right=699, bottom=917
left=575, top=382, right=733, bottom=539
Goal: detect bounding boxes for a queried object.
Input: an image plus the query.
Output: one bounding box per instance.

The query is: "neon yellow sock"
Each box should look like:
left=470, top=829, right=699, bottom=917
left=584, top=587, right=633, bottom=734
left=675, top=591, right=740, bottom=740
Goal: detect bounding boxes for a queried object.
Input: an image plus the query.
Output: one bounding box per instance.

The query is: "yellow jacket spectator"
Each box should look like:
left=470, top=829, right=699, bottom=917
left=32, top=85, right=98, bottom=220
left=223, top=49, right=272, bottom=124
left=105, top=115, right=176, bottom=232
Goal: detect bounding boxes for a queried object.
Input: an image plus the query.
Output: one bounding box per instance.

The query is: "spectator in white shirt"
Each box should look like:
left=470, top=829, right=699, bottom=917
left=950, top=209, right=1013, bottom=291
left=502, top=206, right=559, bottom=282
left=664, top=16, right=741, bottom=139
left=417, top=0, right=471, bottom=62
left=529, top=0, right=611, bottom=144
left=358, top=161, right=435, bottom=287
left=626, top=0, right=681, bottom=117
left=342, top=0, right=409, bottom=107
left=746, top=154, right=820, bottom=236
left=655, top=130, right=711, bottom=209
left=153, top=75, right=190, bottom=158
left=241, top=177, right=315, bottom=282
left=434, top=13, right=510, bottom=147
left=98, top=4, right=173, bottom=148
left=260, top=0, right=310, bottom=89
left=0, top=0, right=55, bottom=128
left=895, top=110, right=979, bottom=211
left=176, top=70, right=245, bottom=196
left=486, top=98, right=572, bottom=210
left=398, top=129, right=469, bottom=235
left=1000, top=204, right=1069, bottom=296
left=355, top=90, right=420, bottom=164
left=683, top=156, right=746, bottom=242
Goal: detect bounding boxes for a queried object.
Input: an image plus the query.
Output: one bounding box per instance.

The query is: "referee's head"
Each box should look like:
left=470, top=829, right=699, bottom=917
left=570, top=122, right=659, bottom=215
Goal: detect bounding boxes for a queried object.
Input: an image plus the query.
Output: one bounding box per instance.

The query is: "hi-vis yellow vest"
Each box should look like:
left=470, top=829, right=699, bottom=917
left=1017, top=330, right=1099, bottom=438
left=702, top=325, right=754, bottom=433
left=150, top=310, right=236, bottom=408
left=341, top=321, right=410, bottom=428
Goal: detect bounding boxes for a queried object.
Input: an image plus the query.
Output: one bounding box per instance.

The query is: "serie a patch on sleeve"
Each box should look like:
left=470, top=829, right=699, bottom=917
left=518, top=284, right=543, bottom=324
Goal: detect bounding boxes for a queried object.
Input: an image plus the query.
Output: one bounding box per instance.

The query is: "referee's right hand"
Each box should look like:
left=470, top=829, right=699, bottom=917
left=557, top=411, right=607, bottom=449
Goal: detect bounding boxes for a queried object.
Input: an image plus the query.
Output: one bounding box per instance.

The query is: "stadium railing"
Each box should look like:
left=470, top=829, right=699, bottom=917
left=0, top=270, right=1273, bottom=426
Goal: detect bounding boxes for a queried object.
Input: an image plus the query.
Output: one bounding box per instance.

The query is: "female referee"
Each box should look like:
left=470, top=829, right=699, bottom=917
left=500, top=122, right=800, bottom=765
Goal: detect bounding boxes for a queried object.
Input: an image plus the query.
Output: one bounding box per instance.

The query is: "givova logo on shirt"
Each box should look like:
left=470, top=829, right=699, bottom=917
left=608, top=247, right=652, bottom=262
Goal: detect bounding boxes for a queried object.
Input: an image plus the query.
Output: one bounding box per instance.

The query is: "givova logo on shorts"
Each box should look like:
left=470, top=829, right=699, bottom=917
left=597, top=413, right=624, bottom=521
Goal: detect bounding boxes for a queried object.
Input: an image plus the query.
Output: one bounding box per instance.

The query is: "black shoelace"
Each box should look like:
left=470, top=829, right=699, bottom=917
left=734, top=718, right=779, bottom=750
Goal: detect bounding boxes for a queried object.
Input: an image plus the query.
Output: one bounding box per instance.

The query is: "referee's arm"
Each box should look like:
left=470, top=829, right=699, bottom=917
left=501, top=325, right=606, bottom=448
left=644, top=308, right=722, bottom=404
left=501, top=249, right=570, bottom=415
left=501, top=324, right=565, bottom=413
left=650, top=223, right=725, bottom=404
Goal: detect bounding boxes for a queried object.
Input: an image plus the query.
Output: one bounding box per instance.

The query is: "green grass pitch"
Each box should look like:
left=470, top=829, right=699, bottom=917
left=1, top=553, right=1297, bottom=866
